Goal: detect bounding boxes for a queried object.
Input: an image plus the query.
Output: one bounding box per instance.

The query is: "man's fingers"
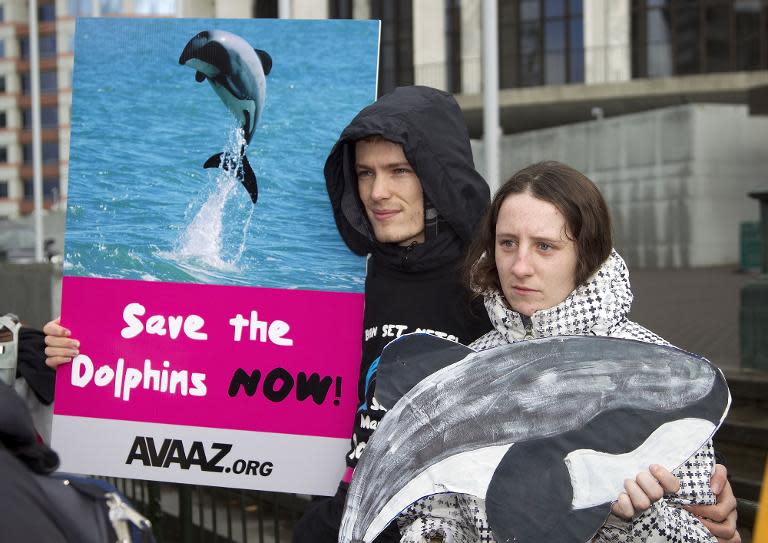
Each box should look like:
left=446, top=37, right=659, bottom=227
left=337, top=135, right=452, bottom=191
left=43, top=317, right=69, bottom=337
left=684, top=484, right=736, bottom=522
left=45, top=355, right=73, bottom=368
left=635, top=470, right=665, bottom=503
left=649, top=464, right=680, bottom=494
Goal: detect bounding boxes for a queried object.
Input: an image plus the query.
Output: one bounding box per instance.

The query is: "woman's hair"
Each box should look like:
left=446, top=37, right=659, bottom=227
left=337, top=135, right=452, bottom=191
left=466, top=161, right=612, bottom=295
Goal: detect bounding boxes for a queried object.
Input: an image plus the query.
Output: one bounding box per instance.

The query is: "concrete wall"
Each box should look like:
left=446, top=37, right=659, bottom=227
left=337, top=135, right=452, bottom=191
left=0, top=263, right=61, bottom=330
left=472, top=104, right=768, bottom=268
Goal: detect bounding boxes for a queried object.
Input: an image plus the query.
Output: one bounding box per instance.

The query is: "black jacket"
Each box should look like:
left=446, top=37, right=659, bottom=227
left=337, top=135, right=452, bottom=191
left=324, top=86, right=492, bottom=469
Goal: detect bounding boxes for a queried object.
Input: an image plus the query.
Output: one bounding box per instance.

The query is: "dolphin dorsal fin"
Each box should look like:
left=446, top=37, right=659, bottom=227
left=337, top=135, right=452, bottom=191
left=255, top=49, right=272, bottom=76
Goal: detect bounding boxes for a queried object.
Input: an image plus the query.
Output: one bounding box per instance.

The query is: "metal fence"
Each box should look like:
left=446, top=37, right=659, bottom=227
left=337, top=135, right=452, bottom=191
left=103, top=478, right=309, bottom=543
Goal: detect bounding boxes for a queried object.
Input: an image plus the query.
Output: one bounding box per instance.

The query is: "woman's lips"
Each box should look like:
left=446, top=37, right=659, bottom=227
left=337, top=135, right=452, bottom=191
left=512, top=286, right=537, bottom=296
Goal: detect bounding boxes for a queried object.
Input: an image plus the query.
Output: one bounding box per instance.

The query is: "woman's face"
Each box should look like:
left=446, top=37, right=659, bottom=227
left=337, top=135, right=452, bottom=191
left=494, top=191, right=578, bottom=317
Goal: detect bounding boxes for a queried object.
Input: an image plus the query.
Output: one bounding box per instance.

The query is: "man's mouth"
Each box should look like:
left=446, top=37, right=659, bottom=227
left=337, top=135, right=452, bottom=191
left=371, top=209, right=400, bottom=221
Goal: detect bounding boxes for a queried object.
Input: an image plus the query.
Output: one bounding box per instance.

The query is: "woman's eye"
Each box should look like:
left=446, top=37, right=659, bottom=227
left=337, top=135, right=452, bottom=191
left=500, top=239, right=516, bottom=248
left=537, top=242, right=552, bottom=251
left=357, top=170, right=373, bottom=178
left=393, top=168, right=411, bottom=175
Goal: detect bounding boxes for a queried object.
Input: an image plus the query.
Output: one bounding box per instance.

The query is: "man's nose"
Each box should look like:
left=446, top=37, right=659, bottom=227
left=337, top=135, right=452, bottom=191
left=370, top=175, right=391, bottom=200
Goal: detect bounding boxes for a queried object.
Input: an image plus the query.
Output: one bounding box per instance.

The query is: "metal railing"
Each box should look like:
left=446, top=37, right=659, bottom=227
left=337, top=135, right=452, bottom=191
left=103, top=478, right=309, bottom=543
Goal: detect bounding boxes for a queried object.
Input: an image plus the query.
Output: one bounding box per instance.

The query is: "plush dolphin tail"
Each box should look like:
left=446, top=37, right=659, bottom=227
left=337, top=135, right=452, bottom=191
left=204, top=152, right=258, bottom=204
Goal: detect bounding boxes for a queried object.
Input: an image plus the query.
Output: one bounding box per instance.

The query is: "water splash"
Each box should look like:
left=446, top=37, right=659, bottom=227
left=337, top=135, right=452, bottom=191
left=167, top=127, right=253, bottom=272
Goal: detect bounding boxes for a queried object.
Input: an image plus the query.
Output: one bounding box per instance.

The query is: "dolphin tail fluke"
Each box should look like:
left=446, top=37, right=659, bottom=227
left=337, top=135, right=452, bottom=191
left=239, top=154, right=258, bottom=204
left=202, top=152, right=258, bottom=204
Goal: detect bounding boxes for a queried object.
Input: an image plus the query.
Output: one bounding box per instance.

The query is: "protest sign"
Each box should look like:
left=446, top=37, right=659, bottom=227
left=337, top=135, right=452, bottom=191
left=52, top=17, right=378, bottom=494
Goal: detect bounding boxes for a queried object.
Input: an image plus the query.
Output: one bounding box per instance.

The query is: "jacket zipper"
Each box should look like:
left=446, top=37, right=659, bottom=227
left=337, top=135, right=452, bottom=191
left=400, top=241, right=418, bottom=269
left=521, top=315, right=534, bottom=340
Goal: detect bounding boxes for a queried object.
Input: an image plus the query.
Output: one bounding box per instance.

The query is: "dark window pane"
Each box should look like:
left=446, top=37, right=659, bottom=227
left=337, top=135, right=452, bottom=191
left=41, top=70, right=58, bottom=91
left=520, top=0, right=540, bottom=21
left=569, top=16, right=583, bottom=49
left=20, top=37, right=29, bottom=58
left=0, top=7, right=4, bottom=22
left=24, top=179, right=60, bottom=198
left=40, top=35, right=57, bottom=56
left=23, top=142, right=60, bottom=164
left=520, top=21, right=541, bottom=54
left=39, top=4, right=56, bottom=21
left=0, top=39, right=5, bottom=57
left=647, top=0, right=669, bottom=6
left=647, top=8, right=671, bottom=43
left=23, top=107, right=59, bottom=128
left=0, top=76, right=5, bottom=93
left=736, top=9, right=761, bottom=70
left=545, top=51, right=565, bottom=83
left=673, top=3, right=700, bottom=74
left=545, top=0, right=565, bottom=17
left=0, top=112, right=6, bottom=127
left=0, top=181, right=8, bottom=198
left=704, top=3, right=731, bottom=72
left=254, top=0, right=278, bottom=17
left=545, top=19, right=566, bottom=51
left=647, top=41, right=673, bottom=76
left=569, top=0, right=582, bottom=15
left=0, top=147, right=7, bottom=163
left=569, top=48, right=584, bottom=81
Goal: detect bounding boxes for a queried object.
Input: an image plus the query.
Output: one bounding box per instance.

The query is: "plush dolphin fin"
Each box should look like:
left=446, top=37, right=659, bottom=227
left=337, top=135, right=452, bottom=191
left=195, top=71, right=206, bottom=82
left=375, top=334, right=475, bottom=410
left=203, top=152, right=258, bottom=204
left=255, top=49, right=272, bottom=75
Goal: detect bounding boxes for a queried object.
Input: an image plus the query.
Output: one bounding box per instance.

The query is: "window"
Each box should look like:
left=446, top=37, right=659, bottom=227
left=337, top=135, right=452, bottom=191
left=23, top=107, right=59, bottom=128
left=372, top=0, right=414, bottom=95
left=445, top=0, right=462, bottom=93
left=23, top=142, right=60, bottom=164
left=39, top=3, right=56, bottom=21
left=100, top=0, right=122, bottom=14
left=134, top=0, right=176, bottom=15
left=24, top=179, right=60, bottom=199
left=632, top=0, right=768, bottom=78
left=0, top=7, right=4, bottom=22
left=499, top=0, right=584, bottom=89
left=0, top=181, right=8, bottom=198
left=0, top=112, right=6, bottom=128
left=21, top=71, right=58, bottom=94
left=68, top=0, right=93, bottom=16
left=19, top=35, right=58, bottom=58
left=0, top=76, right=5, bottom=94
left=0, top=147, right=7, bottom=163
left=329, top=0, right=353, bottom=18
left=0, top=39, right=5, bottom=58
left=254, top=0, right=278, bottom=17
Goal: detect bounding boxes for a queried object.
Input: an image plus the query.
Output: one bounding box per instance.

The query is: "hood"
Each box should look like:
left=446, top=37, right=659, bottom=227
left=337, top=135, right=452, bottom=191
left=483, top=250, right=634, bottom=342
left=324, top=86, right=489, bottom=265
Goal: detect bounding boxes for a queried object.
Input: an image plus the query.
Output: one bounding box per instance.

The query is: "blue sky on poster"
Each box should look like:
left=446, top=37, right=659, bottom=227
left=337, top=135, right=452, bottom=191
left=64, top=18, right=378, bottom=292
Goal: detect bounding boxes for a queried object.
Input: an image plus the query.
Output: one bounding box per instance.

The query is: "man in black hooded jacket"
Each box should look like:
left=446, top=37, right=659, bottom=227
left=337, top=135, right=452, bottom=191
left=292, top=86, right=492, bottom=543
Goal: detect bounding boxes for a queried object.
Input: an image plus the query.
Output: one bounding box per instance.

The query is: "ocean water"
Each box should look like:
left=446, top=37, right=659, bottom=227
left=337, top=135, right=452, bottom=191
left=64, top=18, right=378, bottom=293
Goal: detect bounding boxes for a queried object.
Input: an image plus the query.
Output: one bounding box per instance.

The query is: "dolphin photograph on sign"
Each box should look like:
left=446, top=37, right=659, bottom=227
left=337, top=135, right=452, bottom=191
left=52, top=18, right=379, bottom=495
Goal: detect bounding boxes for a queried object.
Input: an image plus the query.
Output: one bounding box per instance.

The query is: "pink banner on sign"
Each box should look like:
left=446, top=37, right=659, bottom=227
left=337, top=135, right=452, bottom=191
left=55, top=276, right=364, bottom=439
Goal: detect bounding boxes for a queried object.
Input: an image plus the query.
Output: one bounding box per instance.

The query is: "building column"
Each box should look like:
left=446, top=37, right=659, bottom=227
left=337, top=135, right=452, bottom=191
left=460, top=0, right=481, bottom=95
left=413, top=0, right=447, bottom=90
left=584, top=0, right=631, bottom=84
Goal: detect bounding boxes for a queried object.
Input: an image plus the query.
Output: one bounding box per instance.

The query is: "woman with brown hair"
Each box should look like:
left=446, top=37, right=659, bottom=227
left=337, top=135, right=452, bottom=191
left=396, top=161, right=738, bottom=543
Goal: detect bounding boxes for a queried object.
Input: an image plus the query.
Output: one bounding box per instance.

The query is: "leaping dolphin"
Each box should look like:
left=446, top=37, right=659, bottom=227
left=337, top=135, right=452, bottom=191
left=179, top=30, right=272, bottom=204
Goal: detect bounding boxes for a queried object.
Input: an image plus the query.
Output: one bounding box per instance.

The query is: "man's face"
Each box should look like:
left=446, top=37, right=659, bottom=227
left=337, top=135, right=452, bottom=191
left=355, top=139, right=425, bottom=246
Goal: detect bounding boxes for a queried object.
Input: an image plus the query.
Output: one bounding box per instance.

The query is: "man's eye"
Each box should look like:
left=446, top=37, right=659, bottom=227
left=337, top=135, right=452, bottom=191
left=357, top=170, right=373, bottom=178
left=393, top=168, right=411, bottom=175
